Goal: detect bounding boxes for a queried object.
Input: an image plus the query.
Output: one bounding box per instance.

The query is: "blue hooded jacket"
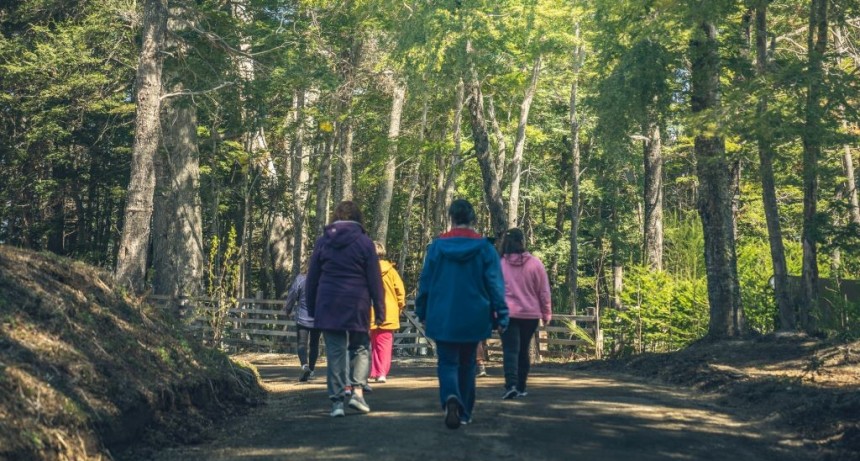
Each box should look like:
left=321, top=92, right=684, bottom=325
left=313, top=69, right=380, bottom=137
left=415, top=230, right=509, bottom=342
left=305, top=221, right=385, bottom=332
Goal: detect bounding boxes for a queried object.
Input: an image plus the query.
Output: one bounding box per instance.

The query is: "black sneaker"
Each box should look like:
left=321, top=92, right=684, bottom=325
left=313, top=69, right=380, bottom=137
left=362, top=384, right=373, bottom=393
left=502, top=387, right=518, bottom=400
left=444, top=396, right=461, bottom=429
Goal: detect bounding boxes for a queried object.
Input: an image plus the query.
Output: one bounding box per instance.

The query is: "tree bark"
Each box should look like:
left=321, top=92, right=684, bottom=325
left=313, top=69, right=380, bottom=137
left=842, top=120, right=860, bottom=227
left=643, top=121, right=663, bottom=271
left=755, top=1, right=794, bottom=331
left=800, top=0, right=828, bottom=332
left=315, top=138, right=333, bottom=236
left=115, top=0, right=167, bottom=293
left=399, top=99, right=429, bottom=272
left=508, top=55, right=542, bottom=228
left=691, top=20, right=744, bottom=338
left=374, top=81, right=406, bottom=244
left=152, top=79, right=205, bottom=298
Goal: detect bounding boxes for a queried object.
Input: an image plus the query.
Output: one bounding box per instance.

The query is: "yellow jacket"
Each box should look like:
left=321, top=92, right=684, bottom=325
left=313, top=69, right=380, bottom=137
left=371, top=260, right=406, bottom=330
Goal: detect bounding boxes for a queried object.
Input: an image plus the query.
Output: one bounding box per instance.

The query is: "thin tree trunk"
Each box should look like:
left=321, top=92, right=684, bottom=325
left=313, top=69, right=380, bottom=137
left=508, top=55, right=542, bottom=228
left=755, top=1, right=794, bottom=331
left=315, top=139, right=333, bottom=236
left=842, top=120, right=860, bottom=227
left=569, top=25, right=583, bottom=315
left=292, top=89, right=310, bottom=278
left=374, top=82, right=407, bottom=244
left=335, top=122, right=354, bottom=203
left=438, top=80, right=464, bottom=231
left=800, top=0, right=829, bottom=332
left=643, top=121, right=663, bottom=271
left=115, top=0, right=167, bottom=293
left=400, top=99, right=429, bottom=272
left=691, top=20, right=744, bottom=338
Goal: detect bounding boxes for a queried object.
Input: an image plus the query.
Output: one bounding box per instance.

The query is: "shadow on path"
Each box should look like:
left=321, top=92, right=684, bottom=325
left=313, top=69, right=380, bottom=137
left=141, top=355, right=813, bottom=461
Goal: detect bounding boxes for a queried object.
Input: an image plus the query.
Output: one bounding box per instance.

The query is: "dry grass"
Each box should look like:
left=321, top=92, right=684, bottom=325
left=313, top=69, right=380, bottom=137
left=0, top=245, right=263, bottom=461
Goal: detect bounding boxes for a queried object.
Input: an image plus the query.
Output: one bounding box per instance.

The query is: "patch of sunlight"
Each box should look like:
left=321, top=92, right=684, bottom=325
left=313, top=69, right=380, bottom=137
left=214, top=446, right=360, bottom=459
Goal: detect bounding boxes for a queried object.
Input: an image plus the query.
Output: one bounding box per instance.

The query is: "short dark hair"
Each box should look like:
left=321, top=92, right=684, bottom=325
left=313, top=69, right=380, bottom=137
left=501, top=228, right=525, bottom=255
left=331, top=201, right=364, bottom=226
left=448, top=199, right=476, bottom=226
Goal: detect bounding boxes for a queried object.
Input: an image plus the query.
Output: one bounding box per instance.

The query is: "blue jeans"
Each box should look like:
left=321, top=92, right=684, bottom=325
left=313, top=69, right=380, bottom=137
left=435, top=341, right=479, bottom=421
left=501, top=318, right=539, bottom=392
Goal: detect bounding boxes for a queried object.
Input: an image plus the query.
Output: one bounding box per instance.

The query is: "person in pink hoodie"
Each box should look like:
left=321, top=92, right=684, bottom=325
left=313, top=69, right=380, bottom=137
left=499, top=228, right=552, bottom=399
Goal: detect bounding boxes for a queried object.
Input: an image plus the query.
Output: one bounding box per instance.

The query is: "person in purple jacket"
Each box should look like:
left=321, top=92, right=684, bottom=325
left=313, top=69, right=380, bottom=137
left=305, top=201, right=386, bottom=417
left=499, top=228, right=552, bottom=399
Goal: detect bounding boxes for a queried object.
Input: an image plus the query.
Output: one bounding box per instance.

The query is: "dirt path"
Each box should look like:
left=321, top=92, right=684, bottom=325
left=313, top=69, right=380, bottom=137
left=139, top=354, right=816, bottom=461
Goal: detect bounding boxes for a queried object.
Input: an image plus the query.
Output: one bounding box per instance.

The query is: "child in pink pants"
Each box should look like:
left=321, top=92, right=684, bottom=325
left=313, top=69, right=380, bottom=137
left=370, top=242, right=406, bottom=382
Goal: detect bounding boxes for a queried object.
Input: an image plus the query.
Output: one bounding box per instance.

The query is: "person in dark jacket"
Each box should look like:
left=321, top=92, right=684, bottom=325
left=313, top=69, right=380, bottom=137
left=306, top=201, right=386, bottom=417
left=415, top=199, right=509, bottom=429
left=285, top=260, right=319, bottom=382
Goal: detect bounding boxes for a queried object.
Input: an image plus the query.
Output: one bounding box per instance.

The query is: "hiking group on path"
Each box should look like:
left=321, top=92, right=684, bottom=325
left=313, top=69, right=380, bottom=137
left=284, top=198, right=552, bottom=429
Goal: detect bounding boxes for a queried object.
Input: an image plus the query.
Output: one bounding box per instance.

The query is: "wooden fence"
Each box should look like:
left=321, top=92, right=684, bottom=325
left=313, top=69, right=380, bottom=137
left=149, top=295, right=602, bottom=359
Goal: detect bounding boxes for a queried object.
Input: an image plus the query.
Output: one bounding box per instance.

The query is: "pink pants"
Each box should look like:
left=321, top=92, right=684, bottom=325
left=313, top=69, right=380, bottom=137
left=370, top=329, right=394, bottom=378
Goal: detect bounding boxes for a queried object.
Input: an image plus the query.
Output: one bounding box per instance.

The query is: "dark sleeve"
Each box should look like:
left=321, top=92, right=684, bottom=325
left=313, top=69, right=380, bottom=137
left=483, top=244, right=509, bottom=329
left=364, top=240, right=386, bottom=324
left=305, top=240, right=323, bottom=317
left=414, top=243, right=434, bottom=321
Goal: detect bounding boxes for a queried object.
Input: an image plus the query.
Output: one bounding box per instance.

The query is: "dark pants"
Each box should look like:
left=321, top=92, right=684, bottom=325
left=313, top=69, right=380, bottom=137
left=501, top=318, right=540, bottom=392
left=296, top=325, right=321, bottom=370
left=436, top=341, right=479, bottom=421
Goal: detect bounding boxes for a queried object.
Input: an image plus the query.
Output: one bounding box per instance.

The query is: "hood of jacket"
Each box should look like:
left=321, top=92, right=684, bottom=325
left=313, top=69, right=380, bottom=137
left=503, top=251, right=532, bottom=267
left=322, top=221, right=366, bottom=248
left=434, top=236, right=488, bottom=262
left=379, top=259, right=395, bottom=276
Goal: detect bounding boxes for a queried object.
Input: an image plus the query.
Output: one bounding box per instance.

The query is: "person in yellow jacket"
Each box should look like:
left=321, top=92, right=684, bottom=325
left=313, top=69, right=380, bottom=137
left=369, top=241, right=406, bottom=383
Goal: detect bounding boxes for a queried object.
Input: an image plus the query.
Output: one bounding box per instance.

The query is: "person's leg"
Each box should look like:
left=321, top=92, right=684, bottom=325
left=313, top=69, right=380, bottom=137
left=296, top=326, right=309, bottom=367
left=370, top=329, right=382, bottom=379
left=501, top=319, right=523, bottom=392
left=323, top=330, right=348, bottom=402
left=475, top=340, right=487, bottom=376
left=435, top=341, right=462, bottom=411
left=456, top=342, right=479, bottom=421
left=347, top=330, right=372, bottom=412
left=377, top=330, right=394, bottom=379
left=516, top=319, right=540, bottom=393
left=308, top=328, right=321, bottom=371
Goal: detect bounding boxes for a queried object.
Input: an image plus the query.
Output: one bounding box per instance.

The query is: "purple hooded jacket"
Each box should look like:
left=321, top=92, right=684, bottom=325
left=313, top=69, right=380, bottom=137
left=305, top=221, right=386, bottom=332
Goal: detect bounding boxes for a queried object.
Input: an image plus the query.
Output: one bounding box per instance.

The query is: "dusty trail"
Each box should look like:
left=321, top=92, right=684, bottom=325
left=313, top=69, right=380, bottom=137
left=141, top=354, right=814, bottom=461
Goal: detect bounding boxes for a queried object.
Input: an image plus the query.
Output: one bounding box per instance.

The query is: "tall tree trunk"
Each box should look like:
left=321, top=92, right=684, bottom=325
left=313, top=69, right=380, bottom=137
left=400, top=99, right=429, bottom=272
left=115, top=0, right=168, bottom=293
left=842, top=120, right=860, bottom=227
left=466, top=76, right=507, bottom=239
left=569, top=25, right=583, bottom=315
left=437, top=80, right=464, bottom=231
left=374, top=81, right=407, bottom=244
left=691, top=20, right=744, bottom=338
left=335, top=122, right=354, bottom=203
left=508, top=55, right=542, bottom=228
left=291, top=89, right=310, bottom=279
left=643, top=121, right=663, bottom=271
left=315, top=139, right=333, bottom=236
left=152, top=81, right=205, bottom=298
left=487, top=94, right=507, bottom=180
left=800, top=0, right=829, bottom=332
left=333, top=39, right=362, bottom=204
left=755, top=1, right=794, bottom=331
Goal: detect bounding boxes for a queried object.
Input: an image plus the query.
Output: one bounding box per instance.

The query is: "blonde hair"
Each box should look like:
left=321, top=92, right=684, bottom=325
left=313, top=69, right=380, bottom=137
left=374, top=241, right=386, bottom=258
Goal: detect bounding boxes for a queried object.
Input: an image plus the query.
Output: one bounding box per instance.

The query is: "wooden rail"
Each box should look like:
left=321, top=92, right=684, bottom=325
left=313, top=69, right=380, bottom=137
left=148, top=295, right=602, bottom=359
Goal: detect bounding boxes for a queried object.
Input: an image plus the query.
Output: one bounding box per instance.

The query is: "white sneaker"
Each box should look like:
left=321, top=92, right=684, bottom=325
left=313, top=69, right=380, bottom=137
left=331, top=401, right=345, bottom=417
left=376, top=376, right=387, bottom=383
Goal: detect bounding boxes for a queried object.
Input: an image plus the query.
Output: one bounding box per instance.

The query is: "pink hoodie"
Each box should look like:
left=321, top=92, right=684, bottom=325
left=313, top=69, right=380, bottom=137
left=500, top=252, right=552, bottom=323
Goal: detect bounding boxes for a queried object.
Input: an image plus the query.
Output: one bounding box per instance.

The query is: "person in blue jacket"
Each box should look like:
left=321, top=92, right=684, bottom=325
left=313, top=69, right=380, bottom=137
left=306, top=201, right=386, bottom=418
left=415, top=199, right=509, bottom=429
